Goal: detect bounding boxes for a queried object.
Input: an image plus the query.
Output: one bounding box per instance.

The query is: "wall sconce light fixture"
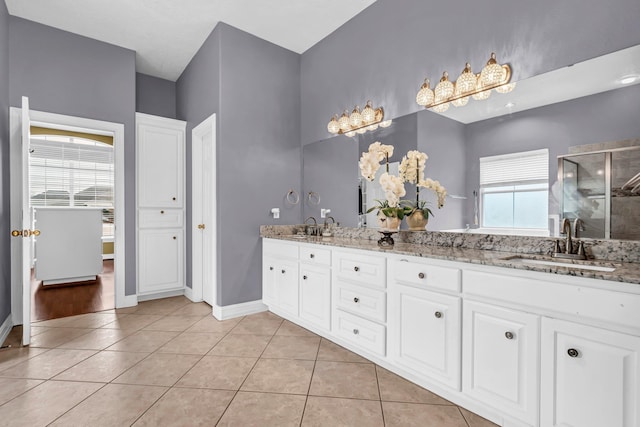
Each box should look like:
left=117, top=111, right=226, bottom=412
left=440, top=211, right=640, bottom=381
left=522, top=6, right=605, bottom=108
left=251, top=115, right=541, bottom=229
left=416, top=52, right=515, bottom=112
left=327, top=100, right=392, bottom=137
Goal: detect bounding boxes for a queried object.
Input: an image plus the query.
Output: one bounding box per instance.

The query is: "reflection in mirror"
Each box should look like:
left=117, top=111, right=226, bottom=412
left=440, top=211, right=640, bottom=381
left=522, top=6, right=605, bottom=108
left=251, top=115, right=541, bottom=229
left=302, top=44, right=640, bottom=240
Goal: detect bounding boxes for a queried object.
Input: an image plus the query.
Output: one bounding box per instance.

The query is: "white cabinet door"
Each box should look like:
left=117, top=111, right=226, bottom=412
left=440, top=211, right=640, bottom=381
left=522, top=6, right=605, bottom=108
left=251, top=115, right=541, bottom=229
left=299, top=264, right=331, bottom=331
left=463, top=300, right=539, bottom=426
left=136, top=114, right=185, bottom=208
left=541, top=318, right=640, bottom=427
left=262, top=256, right=277, bottom=306
left=276, top=259, right=299, bottom=317
left=389, top=284, right=461, bottom=390
left=138, top=229, right=183, bottom=294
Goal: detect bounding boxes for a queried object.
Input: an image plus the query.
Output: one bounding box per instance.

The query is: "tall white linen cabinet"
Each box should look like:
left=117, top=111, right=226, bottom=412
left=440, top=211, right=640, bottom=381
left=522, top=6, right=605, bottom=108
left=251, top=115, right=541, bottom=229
left=136, top=113, right=186, bottom=298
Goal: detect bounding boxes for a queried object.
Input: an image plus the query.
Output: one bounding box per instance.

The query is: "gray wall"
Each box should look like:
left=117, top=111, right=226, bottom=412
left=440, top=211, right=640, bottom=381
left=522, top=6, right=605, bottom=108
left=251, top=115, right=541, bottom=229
left=0, top=1, right=10, bottom=322
left=9, top=17, right=138, bottom=296
left=464, top=84, right=640, bottom=226
left=176, top=24, right=221, bottom=294
left=177, top=23, right=301, bottom=306
left=136, top=73, right=176, bottom=119
left=217, top=23, right=301, bottom=305
left=301, top=0, right=640, bottom=145
left=417, top=111, right=466, bottom=230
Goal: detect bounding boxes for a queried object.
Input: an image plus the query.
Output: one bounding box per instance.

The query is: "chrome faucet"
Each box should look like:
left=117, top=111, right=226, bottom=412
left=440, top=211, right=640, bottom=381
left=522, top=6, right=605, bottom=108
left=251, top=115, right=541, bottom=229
left=553, top=218, right=586, bottom=260
left=323, top=216, right=336, bottom=228
left=304, top=216, right=318, bottom=236
left=573, top=218, right=584, bottom=238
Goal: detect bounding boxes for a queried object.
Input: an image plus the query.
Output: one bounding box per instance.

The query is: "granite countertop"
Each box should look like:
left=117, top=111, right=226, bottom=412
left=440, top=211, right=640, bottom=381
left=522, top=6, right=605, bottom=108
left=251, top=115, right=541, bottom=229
left=263, top=234, right=640, bottom=285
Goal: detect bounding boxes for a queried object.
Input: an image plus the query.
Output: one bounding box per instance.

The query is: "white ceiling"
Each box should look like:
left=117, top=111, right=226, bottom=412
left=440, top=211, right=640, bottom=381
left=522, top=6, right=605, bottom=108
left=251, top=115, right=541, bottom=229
left=5, top=0, right=376, bottom=81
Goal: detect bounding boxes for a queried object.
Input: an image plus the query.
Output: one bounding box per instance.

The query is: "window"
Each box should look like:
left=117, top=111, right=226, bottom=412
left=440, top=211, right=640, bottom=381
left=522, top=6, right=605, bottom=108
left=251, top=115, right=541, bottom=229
left=480, top=149, right=549, bottom=230
left=29, top=135, right=115, bottom=237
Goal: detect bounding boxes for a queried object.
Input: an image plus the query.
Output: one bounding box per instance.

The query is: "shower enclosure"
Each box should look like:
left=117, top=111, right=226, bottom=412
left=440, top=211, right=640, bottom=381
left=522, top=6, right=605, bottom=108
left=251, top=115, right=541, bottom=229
left=558, top=146, right=640, bottom=240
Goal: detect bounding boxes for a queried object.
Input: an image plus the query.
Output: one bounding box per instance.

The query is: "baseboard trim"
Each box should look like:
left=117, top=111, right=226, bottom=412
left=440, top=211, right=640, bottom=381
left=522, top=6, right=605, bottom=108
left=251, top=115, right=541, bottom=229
left=212, top=300, right=267, bottom=321
left=137, top=288, right=184, bottom=302
left=1, top=315, right=14, bottom=346
left=184, top=286, right=201, bottom=303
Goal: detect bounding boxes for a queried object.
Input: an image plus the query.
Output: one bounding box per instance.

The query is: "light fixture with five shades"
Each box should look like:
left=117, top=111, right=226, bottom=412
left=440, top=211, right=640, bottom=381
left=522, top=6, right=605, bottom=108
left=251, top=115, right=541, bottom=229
left=416, top=52, right=515, bottom=112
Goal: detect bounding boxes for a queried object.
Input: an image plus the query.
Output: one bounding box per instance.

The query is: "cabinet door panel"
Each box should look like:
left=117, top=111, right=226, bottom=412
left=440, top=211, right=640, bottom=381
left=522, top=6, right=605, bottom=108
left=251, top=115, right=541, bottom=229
left=138, top=229, right=183, bottom=294
left=299, top=265, right=331, bottom=331
left=276, top=259, right=299, bottom=316
left=390, top=284, right=461, bottom=390
left=541, top=318, right=640, bottom=427
left=463, top=300, right=539, bottom=426
left=137, top=124, right=184, bottom=207
left=262, top=256, right=277, bottom=306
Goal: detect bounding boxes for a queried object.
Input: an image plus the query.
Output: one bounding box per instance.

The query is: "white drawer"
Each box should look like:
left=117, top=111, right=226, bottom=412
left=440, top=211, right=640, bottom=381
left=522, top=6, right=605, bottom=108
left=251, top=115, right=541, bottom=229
left=139, top=208, right=184, bottom=228
left=333, top=251, right=386, bottom=289
left=334, top=280, right=386, bottom=323
left=300, top=245, right=331, bottom=266
left=391, top=258, right=461, bottom=293
left=334, top=309, right=386, bottom=357
left=263, top=239, right=299, bottom=260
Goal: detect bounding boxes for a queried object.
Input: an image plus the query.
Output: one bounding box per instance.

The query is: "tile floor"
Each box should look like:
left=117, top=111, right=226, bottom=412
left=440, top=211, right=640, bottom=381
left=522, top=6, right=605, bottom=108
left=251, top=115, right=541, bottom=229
left=0, top=296, right=498, bottom=426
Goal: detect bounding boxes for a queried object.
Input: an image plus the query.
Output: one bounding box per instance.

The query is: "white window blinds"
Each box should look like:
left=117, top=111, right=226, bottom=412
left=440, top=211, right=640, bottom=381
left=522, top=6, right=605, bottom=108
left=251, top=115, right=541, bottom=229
left=480, top=149, right=549, bottom=186
left=29, top=136, right=115, bottom=236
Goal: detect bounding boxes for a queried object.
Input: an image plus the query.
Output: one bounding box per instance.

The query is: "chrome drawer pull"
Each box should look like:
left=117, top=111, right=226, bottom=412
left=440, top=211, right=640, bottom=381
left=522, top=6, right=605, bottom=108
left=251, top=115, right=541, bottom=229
left=353, top=297, right=359, bottom=303
left=310, top=254, right=315, bottom=259
left=418, top=272, right=425, bottom=279
left=567, top=348, right=579, bottom=358
left=353, top=329, right=359, bottom=335
left=434, top=311, right=442, bottom=318
left=303, top=275, right=308, bottom=280
left=354, top=266, right=360, bottom=272
left=505, top=331, right=514, bottom=340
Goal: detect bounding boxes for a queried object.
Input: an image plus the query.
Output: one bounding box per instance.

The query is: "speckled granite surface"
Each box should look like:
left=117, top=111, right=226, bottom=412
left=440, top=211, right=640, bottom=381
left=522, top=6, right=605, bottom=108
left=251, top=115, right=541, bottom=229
left=260, top=225, right=640, bottom=284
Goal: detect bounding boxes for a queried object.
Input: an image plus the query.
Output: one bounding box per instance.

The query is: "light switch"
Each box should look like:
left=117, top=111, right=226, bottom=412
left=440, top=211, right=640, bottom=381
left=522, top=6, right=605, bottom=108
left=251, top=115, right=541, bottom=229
left=321, top=208, right=331, bottom=218
left=271, top=208, right=280, bottom=219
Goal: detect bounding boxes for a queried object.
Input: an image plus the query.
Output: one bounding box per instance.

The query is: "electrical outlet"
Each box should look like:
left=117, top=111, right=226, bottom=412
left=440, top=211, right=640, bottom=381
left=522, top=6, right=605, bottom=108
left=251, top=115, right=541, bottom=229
left=320, top=208, right=331, bottom=218
left=271, top=208, right=280, bottom=219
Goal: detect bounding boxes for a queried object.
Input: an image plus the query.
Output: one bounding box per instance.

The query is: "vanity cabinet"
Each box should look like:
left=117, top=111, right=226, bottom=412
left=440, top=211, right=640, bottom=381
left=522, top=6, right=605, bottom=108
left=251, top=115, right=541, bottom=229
left=136, top=113, right=186, bottom=298
left=540, top=318, right=640, bottom=427
left=261, top=236, right=640, bottom=427
left=388, top=257, right=462, bottom=390
left=463, top=300, right=539, bottom=426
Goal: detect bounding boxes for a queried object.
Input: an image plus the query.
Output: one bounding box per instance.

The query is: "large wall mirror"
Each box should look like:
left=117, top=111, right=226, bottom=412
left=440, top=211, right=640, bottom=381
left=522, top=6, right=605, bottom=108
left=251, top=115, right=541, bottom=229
left=303, top=44, right=640, bottom=240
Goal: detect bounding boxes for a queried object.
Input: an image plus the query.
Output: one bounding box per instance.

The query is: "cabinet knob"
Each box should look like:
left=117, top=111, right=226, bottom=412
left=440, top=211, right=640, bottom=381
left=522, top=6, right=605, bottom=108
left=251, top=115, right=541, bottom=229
left=567, top=348, right=579, bottom=358
left=310, top=254, right=315, bottom=259
left=434, top=311, right=442, bottom=318
left=353, top=297, right=360, bottom=303
left=354, top=266, right=360, bottom=272
left=353, top=329, right=359, bottom=335
left=303, top=275, right=308, bottom=280
left=172, top=236, right=177, bottom=240
left=505, top=331, right=514, bottom=340
left=281, top=270, right=286, bottom=274
left=172, top=197, right=176, bottom=201
left=160, top=210, right=164, bottom=214
left=269, top=267, right=274, bottom=271
left=418, top=272, right=425, bottom=279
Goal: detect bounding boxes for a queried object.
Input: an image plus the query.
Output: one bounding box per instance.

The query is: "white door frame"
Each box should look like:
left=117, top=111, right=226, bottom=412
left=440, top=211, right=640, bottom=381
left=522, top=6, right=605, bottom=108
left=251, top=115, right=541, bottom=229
left=10, top=107, right=128, bottom=326
left=190, top=113, right=216, bottom=307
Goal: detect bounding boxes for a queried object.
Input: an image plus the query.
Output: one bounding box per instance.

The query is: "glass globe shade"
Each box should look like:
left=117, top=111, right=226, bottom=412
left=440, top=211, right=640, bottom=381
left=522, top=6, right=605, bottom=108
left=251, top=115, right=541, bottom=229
left=338, top=111, right=351, bottom=131
left=451, top=96, right=469, bottom=107
left=327, top=116, right=340, bottom=134
left=366, top=123, right=379, bottom=131
left=345, top=131, right=356, bottom=137
left=455, top=63, right=477, bottom=95
left=362, top=102, right=376, bottom=124
left=435, top=72, right=454, bottom=101
left=349, top=107, right=363, bottom=127
left=356, top=128, right=367, bottom=134
left=416, top=79, right=435, bottom=106
left=431, top=102, right=450, bottom=113
left=379, top=120, right=392, bottom=128
left=495, top=82, right=516, bottom=94
left=472, top=79, right=491, bottom=100
left=480, top=53, right=506, bottom=86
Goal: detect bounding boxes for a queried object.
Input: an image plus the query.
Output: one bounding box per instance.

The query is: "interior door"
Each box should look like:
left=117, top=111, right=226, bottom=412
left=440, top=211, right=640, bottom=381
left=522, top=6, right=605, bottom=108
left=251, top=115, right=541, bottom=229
left=191, top=114, right=216, bottom=307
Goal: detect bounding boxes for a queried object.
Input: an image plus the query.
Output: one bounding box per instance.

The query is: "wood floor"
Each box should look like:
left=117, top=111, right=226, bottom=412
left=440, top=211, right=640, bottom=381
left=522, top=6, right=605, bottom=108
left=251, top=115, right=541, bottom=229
left=31, top=260, right=115, bottom=321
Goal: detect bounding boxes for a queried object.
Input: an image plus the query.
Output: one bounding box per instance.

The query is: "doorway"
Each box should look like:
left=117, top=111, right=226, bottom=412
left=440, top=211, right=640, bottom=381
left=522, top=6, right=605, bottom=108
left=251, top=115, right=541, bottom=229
left=190, top=114, right=216, bottom=310
left=10, top=102, right=127, bottom=344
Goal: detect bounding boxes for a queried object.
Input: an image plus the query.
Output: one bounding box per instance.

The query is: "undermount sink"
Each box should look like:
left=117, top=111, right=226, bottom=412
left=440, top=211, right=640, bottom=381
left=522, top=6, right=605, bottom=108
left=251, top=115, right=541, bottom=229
left=501, top=256, right=617, bottom=272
